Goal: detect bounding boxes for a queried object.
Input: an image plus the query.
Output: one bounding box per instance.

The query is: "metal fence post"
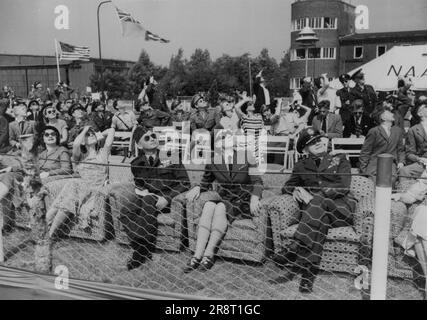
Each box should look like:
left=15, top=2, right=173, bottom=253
left=370, top=153, right=393, bottom=300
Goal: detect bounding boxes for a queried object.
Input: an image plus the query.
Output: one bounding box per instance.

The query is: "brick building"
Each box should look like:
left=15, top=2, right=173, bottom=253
left=289, top=0, right=355, bottom=90
left=0, top=54, right=134, bottom=98
left=339, top=30, right=427, bottom=74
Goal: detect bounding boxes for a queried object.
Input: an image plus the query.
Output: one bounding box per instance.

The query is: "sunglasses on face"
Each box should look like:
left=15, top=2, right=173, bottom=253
left=45, top=109, right=55, bottom=115
left=85, top=131, right=96, bottom=137
left=44, top=131, right=57, bottom=138
left=355, top=111, right=363, bottom=115
left=307, top=137, right=322, bottom=147
left=143, top=133, right=157, bottom=142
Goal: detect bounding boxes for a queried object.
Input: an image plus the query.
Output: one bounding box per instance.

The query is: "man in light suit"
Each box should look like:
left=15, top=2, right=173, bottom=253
left=8, top=102, right=36, bottom=149
left=399, top=103, right=427, bottom=182
left=312, top=100, right=343, bottom=139
left=359, top=105, right=405, bottom=185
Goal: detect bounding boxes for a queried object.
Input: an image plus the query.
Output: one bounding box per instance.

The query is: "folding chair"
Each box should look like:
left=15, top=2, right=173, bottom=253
left=331, top=138, right=365, bottom=172
left=112, top=127, right=136, bottom=163
left=266, top=135, right=290, bottom=171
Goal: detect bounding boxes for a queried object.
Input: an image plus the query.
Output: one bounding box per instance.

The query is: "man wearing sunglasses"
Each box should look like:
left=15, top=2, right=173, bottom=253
left=271, top=127, right=356, bottom=293
left=343, top=99, right=374, bottom=138
left=117, top=126, right=190, bottom=270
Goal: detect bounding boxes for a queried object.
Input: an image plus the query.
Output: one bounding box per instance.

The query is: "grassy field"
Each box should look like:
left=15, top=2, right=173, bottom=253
left=2, top=229, right=423, bottom=300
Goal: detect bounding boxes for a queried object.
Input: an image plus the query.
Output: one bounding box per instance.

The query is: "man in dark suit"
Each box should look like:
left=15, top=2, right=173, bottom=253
left=343, top=99, right=375, bottom=138
left=253, top=69, right=272, bottom=114
left=400, top=103, right=427, bottom=182
left=336, top=74, right=353, bottom=126
left=271, top=127, right=357, bottom=293
left=350, top=69, right=377, bottom=116
left=0, top=99, right=11, bottom=153
left=299, top=77, right=318, bottom=125
left=117, top=126, right=190, bottom=270
left=359, top=105, right=405, bottom=185
left=145, top=76, right=169, bottom=113
left=8, top=102, right=36, bottom=150
left=312, top=100, right=343, bottom=139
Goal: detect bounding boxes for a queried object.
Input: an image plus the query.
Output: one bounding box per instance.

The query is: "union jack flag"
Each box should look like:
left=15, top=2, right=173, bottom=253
left=115, top=6, right=145, bottom=37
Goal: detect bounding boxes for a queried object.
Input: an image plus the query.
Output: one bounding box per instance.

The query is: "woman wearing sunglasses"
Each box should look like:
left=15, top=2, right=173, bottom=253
left=184, top=129, right=263, bottom=272
left=38, top=126, right=73, bottom=181
left=42, top=104, right=68, bottom=146
left=45, top=125, right=115, bottom=237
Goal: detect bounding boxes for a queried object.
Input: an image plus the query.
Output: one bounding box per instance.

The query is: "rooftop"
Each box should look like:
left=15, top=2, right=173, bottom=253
left=340, top=30, right=427, bottom=44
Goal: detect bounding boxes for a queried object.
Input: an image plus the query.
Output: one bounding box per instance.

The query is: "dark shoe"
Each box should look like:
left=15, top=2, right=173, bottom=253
left=183, top=257, right=202, bottom=273
left=299, top=266, right=317, bottom=294
left=200, top=256, right=215, bottom=271
left=268, top=267, right=297, bottom=284
left=271, top=248, right=297, bottom=268
left=126, top=251, right=148, bottom=271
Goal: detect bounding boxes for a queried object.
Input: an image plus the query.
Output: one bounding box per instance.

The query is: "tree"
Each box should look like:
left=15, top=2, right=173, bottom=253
left=212, top=53, right=252, bottom=94
left=160, top=48, right=188, bottom=97
left=184, top=49, right=214, bottom=95
left=127, top=50, right=167, bottom=97
left=89, top=69, right=131, bottom=99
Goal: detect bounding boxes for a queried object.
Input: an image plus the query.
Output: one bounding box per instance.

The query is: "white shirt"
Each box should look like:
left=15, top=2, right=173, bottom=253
left=381, top=124, right=391, bottom=137
left=261, top=84, right=270, bottom=106
left=317, top=88, right=341, bottom=113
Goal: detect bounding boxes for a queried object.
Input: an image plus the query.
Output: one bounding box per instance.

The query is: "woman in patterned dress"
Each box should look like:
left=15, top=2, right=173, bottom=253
left=45, top=125, right=115, bottom=237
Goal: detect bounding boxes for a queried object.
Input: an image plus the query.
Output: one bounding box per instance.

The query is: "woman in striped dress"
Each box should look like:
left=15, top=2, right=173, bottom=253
left=234, top=93, right=264, bottom=162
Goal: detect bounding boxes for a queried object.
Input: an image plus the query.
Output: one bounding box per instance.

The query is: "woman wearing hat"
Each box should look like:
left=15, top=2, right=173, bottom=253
left=42, top=103, right=68, bottom=146
left=359, top=104, right=405, bottom=185
left=189, top=94, right=221, bottom=132
left=45, top=125, right=115, bottom=237
left=184, top=129, right=263, bottom=272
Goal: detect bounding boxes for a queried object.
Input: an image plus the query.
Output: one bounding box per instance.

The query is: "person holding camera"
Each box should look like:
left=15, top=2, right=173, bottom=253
left=145, top=76, right=169, bottom=113
left=54, top=81, right=74, bottom=102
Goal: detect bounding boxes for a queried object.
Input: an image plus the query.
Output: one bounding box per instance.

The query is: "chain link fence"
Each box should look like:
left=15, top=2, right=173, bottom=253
left=0, top=153, right=425, bottom=300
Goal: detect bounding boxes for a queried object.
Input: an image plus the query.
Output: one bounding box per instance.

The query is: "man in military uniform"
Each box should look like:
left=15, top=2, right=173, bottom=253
left=271, top=128, right=357, bottom=293
left=350, top=69, right=377, bottom=116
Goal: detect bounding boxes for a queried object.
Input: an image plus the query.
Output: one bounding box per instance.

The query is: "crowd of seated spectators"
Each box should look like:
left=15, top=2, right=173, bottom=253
left=1, top=71, right=427, bottom=298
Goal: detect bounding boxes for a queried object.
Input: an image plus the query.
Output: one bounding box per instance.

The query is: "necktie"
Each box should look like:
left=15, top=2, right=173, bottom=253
left=19, top=121, right=25, bottom=134
left=315, top=158, right=321, bottom=167
left=355, top=117, right=362, bottom=137
left=149, top=156, right=155, bottom=167
left=321, top=117, right=327, bottom=133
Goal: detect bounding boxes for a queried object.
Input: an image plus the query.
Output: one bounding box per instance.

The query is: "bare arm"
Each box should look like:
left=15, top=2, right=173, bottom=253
left=234, top=97, right=252, bottom=120
left=72, top=126, right=90, bottom=161
left=101, top=128, right=116, bottom=153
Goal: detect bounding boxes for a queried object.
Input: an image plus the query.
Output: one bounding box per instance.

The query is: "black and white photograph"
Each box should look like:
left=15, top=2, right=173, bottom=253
left=0, top=0, right=426, bottom=304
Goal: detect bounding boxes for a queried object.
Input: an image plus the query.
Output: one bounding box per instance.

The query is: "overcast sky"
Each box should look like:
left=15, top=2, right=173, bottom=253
left=0, top=0, right=426, bottom=66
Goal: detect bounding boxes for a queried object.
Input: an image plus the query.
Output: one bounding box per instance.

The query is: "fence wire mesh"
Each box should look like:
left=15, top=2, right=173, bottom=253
left=0, top=152, right=425, bottom=300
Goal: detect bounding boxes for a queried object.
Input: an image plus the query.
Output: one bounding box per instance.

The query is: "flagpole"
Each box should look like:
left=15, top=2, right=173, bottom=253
left=54, top=39, right=61, bottom=83
left=97, top=0, right=112, bottom=102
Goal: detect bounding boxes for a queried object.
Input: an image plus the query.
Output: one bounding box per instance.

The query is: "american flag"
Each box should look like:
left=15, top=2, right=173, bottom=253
left=58, top=41, right=90, bottom=61
left=145, top=30, right=170, bottom=43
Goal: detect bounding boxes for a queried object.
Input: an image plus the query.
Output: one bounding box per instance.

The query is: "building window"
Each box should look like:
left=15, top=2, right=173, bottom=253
left=308, top=48, right=321, bottom=59
left=308, top=17, right=323, bottom=29
left=323, top=17, right=337, bottom=29
left=295, top=18, right=307, bottom=31
left=377, top=45, right=387, bottom=57
left=295, top=48, right=306, bottom=60
left=291, top=78, right=302, bottom=90
left=322, top=47, right=336, bottom=59
left=354, top=46, right=364, bottom=59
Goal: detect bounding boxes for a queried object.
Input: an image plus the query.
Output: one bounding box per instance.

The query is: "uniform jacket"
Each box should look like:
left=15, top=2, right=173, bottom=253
left=130, top=150, right=190, bottom=204
left=336, top=87, right=353, bottom=106
left=343, top=114, right=375, bottom=138
left=282, top=153, right=356, bottom=219
left=312, top=113, right=343, bottom=138
left=359, top=125, right=405, bottom=174
left=350, top=84, right=377, bottom=115
left=197, top=152, right=263, bottom=201
left=405, top=123, right=427, bottom=164
left=190, top=108, right=221, bottom=132
left=9, top=120, right=36, bottom=147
